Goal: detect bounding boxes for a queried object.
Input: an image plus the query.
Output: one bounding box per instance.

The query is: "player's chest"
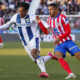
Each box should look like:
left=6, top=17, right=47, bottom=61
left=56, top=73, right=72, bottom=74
left=50, top=20, right=62, bottom=35
left=17, top=18, right=31, bottom=27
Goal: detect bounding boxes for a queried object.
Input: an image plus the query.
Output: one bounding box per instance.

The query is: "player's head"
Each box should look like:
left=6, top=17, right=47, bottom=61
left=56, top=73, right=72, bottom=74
left=19, top=2, right=30, bottom=18
left=48, top=2, right=58, bottom=17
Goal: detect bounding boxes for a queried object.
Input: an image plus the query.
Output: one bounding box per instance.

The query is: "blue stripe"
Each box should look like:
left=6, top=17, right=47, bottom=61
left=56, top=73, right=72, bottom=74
left=35, top=56, right=41, bottom=61
left=18, top=27, right=27, bottom=46
left=35, top=38, right=39, bottom=49
left=26, top=27, right=33, bottom=41
left=16, top=14, right=21, bottom=23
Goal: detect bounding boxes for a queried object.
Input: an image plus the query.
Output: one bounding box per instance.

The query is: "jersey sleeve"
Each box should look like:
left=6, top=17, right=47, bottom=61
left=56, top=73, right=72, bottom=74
left=61, top=15, right=69, bottom=25
left=41, top=20, right=50, bottom=29
left=10, top=14, right=17, bottom=23
left=0, top=14, right=17, bottom=29
left=29, top=14, right=36, bottom=22
left=28, top=0, right=40, bottom=14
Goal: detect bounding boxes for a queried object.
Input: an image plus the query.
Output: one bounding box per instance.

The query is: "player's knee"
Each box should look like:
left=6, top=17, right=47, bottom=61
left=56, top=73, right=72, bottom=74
left=55, top=52, right=63, bottom=60
left=75, top=52, right=80, bottom=60
left=31, top=49, right=38, bottom=58
left=56, top=55, right=62, bottom=60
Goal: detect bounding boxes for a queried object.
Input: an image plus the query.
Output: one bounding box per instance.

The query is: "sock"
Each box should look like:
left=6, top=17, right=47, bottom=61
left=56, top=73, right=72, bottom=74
left=42, top=56, right=52, bottom=63
left=36, top=56, right=46, bottom=72
left=58, top=58, right=72, bottom=74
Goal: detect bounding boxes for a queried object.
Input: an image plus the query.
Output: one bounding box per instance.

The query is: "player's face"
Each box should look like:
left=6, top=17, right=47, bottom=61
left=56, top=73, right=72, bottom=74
left=19, top=7, right=28, bottom=18
left=48, top=6, right=57, bottom=17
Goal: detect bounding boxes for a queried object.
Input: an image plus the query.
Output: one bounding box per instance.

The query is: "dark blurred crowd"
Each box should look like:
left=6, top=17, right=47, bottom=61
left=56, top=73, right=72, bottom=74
left=36, top=0, right=80, bottom=15
left=0, top=0, right=32, bottom=23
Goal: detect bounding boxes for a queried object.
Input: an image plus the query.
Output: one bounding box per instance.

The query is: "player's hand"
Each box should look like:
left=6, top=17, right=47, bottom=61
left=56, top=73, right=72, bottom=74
left=54, top=38, right=60, bottom=45
left=36, top=16, right=41, bottom=23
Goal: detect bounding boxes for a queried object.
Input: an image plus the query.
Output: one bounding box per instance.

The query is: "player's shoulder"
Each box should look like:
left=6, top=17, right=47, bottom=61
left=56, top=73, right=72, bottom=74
left=60, top=14, right=67, bottom=18
left=10, top=13, right=19, bottom=22
left=12, top=13, right=19, bottom=18
left=28, top=13, right=36, bottom=22
left=47, top=16, right=51, bottom=21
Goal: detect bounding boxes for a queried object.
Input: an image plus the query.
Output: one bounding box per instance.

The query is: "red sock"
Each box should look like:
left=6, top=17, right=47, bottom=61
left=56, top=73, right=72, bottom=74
left=58, top=58, right=72, bottom=74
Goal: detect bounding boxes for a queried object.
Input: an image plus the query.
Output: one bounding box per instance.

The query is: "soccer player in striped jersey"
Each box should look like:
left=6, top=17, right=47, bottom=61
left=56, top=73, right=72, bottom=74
left=0, top=2, right=49, bottom=78
left=0, top=16, right=5, bottom=47
left=36, top=2, right=80, bottom=79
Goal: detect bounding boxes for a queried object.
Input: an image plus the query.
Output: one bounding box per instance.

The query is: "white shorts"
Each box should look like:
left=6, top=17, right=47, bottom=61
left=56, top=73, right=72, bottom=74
left=24, top=37, right=40, bottom=61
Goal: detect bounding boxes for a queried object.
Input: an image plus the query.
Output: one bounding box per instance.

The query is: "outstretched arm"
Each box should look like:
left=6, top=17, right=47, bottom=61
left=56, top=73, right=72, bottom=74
left=36, top=16, right=51, bottom=35
left=0, top=21, right=11, bottom=29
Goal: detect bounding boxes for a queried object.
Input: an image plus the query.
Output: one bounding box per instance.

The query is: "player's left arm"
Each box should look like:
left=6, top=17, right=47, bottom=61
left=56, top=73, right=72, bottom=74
left=58, top=16, right=71, bottom=40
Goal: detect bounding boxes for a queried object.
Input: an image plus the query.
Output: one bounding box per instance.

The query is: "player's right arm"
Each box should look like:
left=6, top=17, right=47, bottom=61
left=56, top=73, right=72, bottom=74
left=0, top=21, right=11, bottom=29
left=0, top=14, right=17, bottom=29
left=36, top=16, right=51, bottom=35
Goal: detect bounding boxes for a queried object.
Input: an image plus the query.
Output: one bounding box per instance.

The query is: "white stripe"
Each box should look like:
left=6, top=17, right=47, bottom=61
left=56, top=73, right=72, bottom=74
left=63, top=17, right=69, bottom=24
left=59, top=33, right=65, bottom=42
left=49, top=18, right=50, bottom=26
left=51, top=19, right=53, bottom=28
left=22, top=27, right=29, bottom=42
left=55, top=18, right=57, bottom=28
left=59, top=41, right=62, bottom=44
left=67, top=36, right=70, bottom=40
left=63, top=39, right=65, bottom=42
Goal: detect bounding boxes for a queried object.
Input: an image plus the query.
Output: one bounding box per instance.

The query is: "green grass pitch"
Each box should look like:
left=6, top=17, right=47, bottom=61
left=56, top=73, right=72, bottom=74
left=0, top=42, right=80, bottom=80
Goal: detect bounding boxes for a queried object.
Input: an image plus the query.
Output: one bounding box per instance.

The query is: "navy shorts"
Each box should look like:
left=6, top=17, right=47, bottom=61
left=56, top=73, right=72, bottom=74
left=54, top=40, right=80, bottom=57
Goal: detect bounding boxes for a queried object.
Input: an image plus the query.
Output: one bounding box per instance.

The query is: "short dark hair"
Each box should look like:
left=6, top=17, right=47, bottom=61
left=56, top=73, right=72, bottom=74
left=48, top=3, right=58, bottom=8
left=19, top=2, right=30, bottom=10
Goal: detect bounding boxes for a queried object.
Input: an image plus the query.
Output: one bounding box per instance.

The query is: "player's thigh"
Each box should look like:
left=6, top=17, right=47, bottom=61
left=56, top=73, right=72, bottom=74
left=24, top=45, right=35, bottom=61
left=29, top=37, right=40, bottom=50
left=54, top=44, right=66, bottom=59
left=66, top=40, right=80, bottom=56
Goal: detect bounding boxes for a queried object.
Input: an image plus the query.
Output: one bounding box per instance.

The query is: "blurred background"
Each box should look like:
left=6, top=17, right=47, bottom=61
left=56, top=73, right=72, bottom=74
left=0, top=0, right=80, bottom=42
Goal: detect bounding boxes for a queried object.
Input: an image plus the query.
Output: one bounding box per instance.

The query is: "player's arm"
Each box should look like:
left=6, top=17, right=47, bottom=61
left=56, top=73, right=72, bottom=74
left=36, top=16, right=51, bottom=35
left=0, top=21, right=11, bottom=29
left=0, top=14, right=17, bottom=30
left=58, top=16, right=71, bottom=40
left=28, top=0, right=41, bottom=14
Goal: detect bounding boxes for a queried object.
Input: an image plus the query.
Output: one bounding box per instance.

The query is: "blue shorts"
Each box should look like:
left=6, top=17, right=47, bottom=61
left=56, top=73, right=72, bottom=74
left=54, top=40, right=80, bottom=57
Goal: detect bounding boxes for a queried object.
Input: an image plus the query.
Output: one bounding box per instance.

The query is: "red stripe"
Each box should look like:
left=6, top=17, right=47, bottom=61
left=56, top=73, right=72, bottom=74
left=50, top=18, right=52, bottom=28
left=68, top=35, right=72, bottom=40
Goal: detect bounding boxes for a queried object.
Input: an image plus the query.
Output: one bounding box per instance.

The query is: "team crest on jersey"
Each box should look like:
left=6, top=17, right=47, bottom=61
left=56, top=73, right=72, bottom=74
left=25, top=19, right=30, bottom=23
left=53, top=28, right=62, bottom=35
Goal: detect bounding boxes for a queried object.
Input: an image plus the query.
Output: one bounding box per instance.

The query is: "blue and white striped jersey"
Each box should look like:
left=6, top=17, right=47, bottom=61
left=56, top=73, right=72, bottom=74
left=10, top=13, right=39, bottom=46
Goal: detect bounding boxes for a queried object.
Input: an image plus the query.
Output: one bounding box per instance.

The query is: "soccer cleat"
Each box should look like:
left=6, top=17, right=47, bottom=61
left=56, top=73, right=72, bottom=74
left=39, top=72, right=49, bottom=78
left=48, top=52, right=57, bottom=60
left=65, top=73, right=76, bottom=79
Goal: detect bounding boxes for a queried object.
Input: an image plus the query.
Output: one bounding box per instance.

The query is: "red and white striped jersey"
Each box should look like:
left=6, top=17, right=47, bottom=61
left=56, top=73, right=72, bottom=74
left=47, top=13, right=72, bottom=44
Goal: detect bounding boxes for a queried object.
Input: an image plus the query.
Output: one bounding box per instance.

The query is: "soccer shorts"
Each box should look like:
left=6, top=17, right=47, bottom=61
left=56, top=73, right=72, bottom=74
left=54, top=40, right=80, bottom=57
left=24, top=37, right=40, bottom=61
